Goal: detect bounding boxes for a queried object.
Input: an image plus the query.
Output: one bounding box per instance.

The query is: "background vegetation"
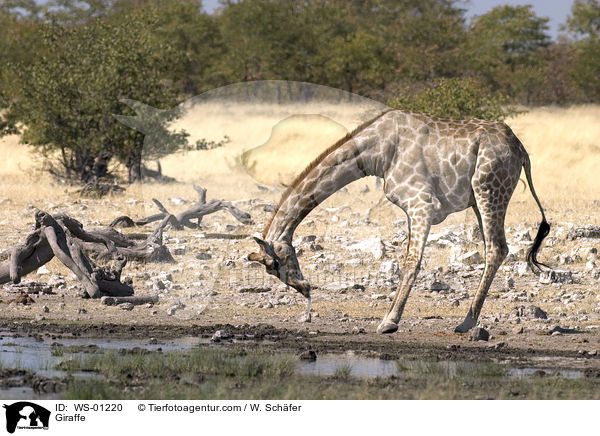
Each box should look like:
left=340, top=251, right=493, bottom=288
left=0, top=0, right=598, bottom=182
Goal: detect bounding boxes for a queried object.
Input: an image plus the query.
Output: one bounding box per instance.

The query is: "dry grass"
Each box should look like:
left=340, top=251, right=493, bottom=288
left=506, top=105, right=600, bottom=199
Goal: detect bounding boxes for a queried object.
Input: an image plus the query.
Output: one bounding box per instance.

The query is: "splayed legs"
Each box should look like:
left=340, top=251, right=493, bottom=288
left=378, top=208, right=431, bottom=334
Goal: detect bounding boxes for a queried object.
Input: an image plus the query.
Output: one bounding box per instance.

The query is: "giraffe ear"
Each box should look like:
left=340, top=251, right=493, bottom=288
left=252, top=237, right=278, bottom=262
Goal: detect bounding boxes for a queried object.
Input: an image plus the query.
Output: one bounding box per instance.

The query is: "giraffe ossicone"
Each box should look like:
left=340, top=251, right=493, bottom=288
left=248, top=108, right=550, bottom=334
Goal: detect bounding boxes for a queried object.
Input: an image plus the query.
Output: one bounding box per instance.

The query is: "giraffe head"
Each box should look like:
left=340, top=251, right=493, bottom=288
left=248, top=237, right=310, bottom=298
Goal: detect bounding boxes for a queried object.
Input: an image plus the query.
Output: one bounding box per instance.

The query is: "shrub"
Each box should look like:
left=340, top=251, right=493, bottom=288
left=388, top=77, right=519, bottom=121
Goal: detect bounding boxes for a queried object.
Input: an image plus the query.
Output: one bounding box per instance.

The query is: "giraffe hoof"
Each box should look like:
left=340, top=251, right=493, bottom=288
left=377, top=321, right=398, bottom=334
left=454, top=320, right=476, bottom=333
left=454, top=311, right=477, bottom=333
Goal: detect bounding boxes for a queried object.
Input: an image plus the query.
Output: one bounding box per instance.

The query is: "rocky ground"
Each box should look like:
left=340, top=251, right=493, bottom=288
left=1, top=181, right=599, bottom=366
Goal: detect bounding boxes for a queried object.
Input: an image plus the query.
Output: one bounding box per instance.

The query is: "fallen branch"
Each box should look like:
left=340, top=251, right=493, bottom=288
left=0, top=210, right=134, bottom=298
left=109, top=185, right=253, bottom=229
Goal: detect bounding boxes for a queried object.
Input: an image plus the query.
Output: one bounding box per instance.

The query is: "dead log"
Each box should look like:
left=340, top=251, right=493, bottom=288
left=0, top=210, right=134, bottom=298
left=84, top=214, right=175, bottom=263
left=109, top=185, right=253, bottom=229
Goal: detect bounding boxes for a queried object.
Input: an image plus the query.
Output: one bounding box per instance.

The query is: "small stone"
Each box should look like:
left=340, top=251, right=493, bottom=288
left=118, top=302, right=134, bottom=311
left=513, top=305, right=548, bottom=320
left=512, top=326, right=524, bottom=334
left=371, top=294, right=387, bottom=300
left=346, top=237, right=386, bottom=260
left=429, top=280, right=450, bottom=291
left=42, top=305, right=50, bottom=313
left=78, top=308, right=87, bottom=314
left=173, top=246, right=187, bottom=256
left=351, top=326, right=365, bottom=335
left=195, top=252, right=212, bottom=260
left=36, top=265, right=50, bottom=275
left=549, top=325, right=579, bottom=335
left=380, top=261, right=400, bottom=275
left=299, top=350, right=317, bottom=361
left=169, top=196, right=188, bottom=205
left=469, top=327, right=490, bottom=341
left=166, top=302, right=185, bottom=316
left=505, top=277, right=515, bottom=289
left=211, top=330, right=231, bottom=342
left=514, top=261, right=530, bottom=276
left=458, top=250, right=483, bottom=265
left=539, top=269, right=573, bottom=284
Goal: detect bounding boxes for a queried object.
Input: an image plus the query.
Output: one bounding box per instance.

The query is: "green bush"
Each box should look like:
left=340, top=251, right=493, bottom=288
left=388, top=77, right=519, bottom=121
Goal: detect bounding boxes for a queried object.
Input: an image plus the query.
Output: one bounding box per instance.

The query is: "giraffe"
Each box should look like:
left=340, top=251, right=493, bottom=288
left=248, top=108, right=550, bottom=334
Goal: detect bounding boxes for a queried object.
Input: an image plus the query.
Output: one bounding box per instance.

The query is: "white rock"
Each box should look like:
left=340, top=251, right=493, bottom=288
left=169, top=197, right=188, bottom=205
left=346, top=237, right=386, bottom=260
left=371, top=294, right=387, bottom=300
left=380, top=261, right=399, bottom=275
left=36, top=265, right=50, bottom=275
left=458, top=250, right=483, bottom=265
left=166, top=302, right=186, bottom=316
left=514, top=261, right=530, bottom=277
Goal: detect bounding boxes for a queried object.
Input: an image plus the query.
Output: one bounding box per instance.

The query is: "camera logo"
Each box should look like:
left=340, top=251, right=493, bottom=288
left=3, top=402, right=50, bottom=433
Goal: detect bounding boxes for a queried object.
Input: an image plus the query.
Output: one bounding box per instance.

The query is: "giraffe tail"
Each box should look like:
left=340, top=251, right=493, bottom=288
left=522, top=152, right=551, bottom=274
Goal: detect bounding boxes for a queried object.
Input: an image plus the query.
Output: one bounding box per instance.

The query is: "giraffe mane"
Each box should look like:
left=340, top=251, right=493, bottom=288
left=262, top=109, right=393, bottom=238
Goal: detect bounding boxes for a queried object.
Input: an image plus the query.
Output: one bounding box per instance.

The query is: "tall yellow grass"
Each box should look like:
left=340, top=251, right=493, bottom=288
left=506, top=105, right=600, bottom=199
left=0, top=104, right=597, bottom=223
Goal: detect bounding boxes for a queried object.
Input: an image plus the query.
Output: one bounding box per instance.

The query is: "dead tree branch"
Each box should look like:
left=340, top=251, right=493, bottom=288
left=0, top=211, right=134, bottom=298
left=109, top=185, right=253, bottom=229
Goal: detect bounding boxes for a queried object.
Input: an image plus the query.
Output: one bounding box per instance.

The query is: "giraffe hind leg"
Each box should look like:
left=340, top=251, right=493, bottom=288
left=455, top=195, right=510, bottom=333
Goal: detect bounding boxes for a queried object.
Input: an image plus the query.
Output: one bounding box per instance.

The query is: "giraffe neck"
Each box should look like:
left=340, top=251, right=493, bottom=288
left=264, top=133, right=390, bottom=243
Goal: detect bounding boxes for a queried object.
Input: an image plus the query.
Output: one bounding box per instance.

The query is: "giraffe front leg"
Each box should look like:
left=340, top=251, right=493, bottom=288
left=377, top=210, right=431, bottom=334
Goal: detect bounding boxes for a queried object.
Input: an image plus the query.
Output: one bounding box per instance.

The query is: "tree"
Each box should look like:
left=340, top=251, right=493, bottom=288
left=565, top=0, right=600, bottom=38
left=2, top=9, right=186, bottom=183
left=464, top=5, right=550, bottom=102
left=564, top=0, right=600, bottom=101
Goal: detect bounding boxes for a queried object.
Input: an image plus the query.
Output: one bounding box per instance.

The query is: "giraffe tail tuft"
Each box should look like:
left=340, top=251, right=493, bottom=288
left=526, top=219, right=551, bottom=274
left=522, top=149, right=551, bottom=274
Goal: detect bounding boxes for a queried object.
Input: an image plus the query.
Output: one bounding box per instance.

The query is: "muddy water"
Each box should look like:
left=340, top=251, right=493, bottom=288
left=297, top=353, right=586, bottom=379
left=0, top=332, right=588, bottom=400
left=0, top=332, right=203, bottom=376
